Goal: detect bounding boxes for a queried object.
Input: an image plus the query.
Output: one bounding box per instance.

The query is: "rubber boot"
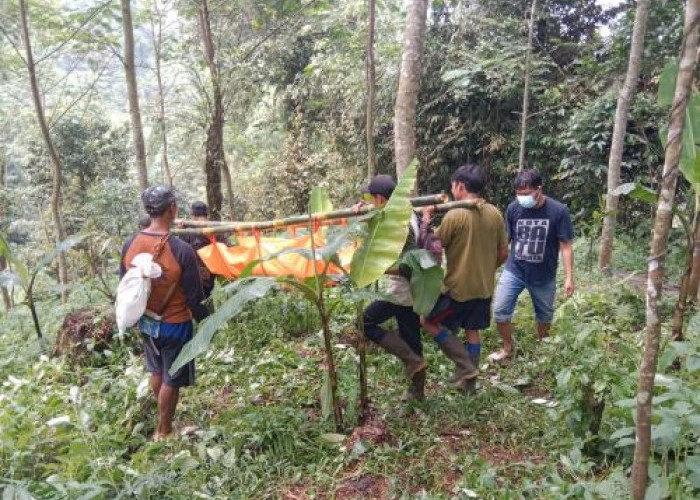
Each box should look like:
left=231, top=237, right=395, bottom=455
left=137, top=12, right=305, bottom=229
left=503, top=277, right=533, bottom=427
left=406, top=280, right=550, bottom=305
left=376, top=331, right=426, bottom=379
left=461, top=349, right=480, bottom=395
left=436, top=333, right=478, bottom=385
left=401, top=370, right=426, bottom=402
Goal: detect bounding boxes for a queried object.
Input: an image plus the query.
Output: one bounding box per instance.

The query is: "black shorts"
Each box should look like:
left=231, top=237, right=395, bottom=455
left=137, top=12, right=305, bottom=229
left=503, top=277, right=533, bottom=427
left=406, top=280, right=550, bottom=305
left=142, top=321, right=195, bottom=388
left=426, top=294, right=491, bottom=331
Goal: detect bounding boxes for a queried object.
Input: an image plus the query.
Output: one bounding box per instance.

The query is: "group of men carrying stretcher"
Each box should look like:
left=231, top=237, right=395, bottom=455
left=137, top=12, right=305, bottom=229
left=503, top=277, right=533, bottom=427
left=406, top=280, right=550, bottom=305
left=122, top=164, right=574, bottom=440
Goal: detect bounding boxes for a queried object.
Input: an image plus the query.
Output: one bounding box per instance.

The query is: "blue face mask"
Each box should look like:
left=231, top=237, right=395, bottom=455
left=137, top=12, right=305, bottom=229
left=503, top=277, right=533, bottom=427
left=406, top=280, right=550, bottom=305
left=517, top=194, right=537, bottom=209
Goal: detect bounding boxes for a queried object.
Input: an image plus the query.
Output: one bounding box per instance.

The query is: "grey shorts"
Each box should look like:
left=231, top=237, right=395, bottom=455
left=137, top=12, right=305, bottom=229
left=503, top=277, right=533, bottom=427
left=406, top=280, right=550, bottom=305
left=142, top=321, right=195, bottom=387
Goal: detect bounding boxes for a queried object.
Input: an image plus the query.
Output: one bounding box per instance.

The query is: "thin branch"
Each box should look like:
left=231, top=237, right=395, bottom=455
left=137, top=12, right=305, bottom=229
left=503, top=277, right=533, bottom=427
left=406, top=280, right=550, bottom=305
left=33, top=0, right=113, bottom=66
left=240, top=0, right=321, bottom=62
left=48, top=58, right=113, bottom=129
left=0, top=22, right=28, bottom=66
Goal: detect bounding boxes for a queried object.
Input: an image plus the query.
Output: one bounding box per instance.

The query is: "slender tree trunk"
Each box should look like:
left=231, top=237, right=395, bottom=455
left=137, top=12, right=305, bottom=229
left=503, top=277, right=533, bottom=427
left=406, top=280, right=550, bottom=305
left=672, top=211, right=700, bottom=339
left=394, top=0, right=428, bottom=178
left=365, top=0, right=377, bottom=180
left=518, top=0, right=537, bottom=171
left=121, top=0, right=148, bottom=191
left=0, top=151, right=5, bottom=187
left=198, top=0, right=226, bottom=220
left=631, top=4, right=700, bottom=499
left=0, top=257, right=11, bottom=312
left=599, top=0, right=651, bottom=271
left=688, top=203, right=700, bottom=302
left=221, top=163, right=234, bottom=218
left=150, top=0, right=172, bottom=186
left=18, top=0, right=68, bottom=303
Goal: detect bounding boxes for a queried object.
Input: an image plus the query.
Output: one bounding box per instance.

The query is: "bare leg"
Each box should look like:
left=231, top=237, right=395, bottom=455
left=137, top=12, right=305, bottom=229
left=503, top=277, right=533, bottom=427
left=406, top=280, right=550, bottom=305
left=537, top=322, right=550, bottom=341
left=496, top=322, right=514, bottom=355
left=150, top=373, right=163, bottom=398
left=156, top=384, right=180, bottom=437
left=465, top=330, right=480, bottom=345
left=487, top=322, right=515, bottom=362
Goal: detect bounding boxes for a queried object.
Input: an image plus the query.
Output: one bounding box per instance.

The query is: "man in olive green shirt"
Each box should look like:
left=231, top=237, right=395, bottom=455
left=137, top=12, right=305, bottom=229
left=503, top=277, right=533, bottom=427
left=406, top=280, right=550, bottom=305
left=422, top=164, right=509, bottom=391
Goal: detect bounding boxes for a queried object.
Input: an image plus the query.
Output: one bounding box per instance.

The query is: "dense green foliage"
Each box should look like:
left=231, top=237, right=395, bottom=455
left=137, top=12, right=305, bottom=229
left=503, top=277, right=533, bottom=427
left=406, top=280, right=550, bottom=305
left=1, top=0, right=699, bottom=498
left=0, top=247, right=698, bottom=498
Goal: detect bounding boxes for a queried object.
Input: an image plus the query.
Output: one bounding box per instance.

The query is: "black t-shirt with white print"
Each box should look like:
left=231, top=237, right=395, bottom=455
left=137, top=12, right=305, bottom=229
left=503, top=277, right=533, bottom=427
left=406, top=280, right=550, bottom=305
left=504, top=197, right=574, bottom=285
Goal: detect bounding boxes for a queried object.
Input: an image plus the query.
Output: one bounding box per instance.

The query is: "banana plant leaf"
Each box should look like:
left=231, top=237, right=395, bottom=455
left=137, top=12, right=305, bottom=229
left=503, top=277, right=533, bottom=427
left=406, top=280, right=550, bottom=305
left=350, top=159, right=417, bottom=288
left=169, top=277, right=277, bottom=374
left=399, top=249, right=444, bottom=316
left=657, top=59, right=700, bottom=188
left=310, top=187, right=333, bottom=214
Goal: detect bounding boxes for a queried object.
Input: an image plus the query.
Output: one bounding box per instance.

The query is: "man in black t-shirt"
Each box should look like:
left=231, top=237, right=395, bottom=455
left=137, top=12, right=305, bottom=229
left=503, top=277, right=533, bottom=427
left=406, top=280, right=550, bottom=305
left=489, top=169, right=575, bottom=362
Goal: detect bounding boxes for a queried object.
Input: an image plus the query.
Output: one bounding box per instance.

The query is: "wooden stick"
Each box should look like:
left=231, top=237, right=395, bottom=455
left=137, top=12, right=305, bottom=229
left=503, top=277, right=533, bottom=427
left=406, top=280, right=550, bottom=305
left=171, top=199, right=478, bottom=236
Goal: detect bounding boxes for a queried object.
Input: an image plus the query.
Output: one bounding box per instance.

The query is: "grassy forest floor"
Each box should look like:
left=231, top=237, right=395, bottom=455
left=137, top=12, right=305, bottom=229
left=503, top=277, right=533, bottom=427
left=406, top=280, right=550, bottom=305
left=0, top=241, right=698, bottom=499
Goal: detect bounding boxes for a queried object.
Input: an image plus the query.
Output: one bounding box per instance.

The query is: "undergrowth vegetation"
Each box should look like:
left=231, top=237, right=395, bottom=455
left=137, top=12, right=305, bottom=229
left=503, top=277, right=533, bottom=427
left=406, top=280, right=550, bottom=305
left=0, top=243, right=698, bottom=499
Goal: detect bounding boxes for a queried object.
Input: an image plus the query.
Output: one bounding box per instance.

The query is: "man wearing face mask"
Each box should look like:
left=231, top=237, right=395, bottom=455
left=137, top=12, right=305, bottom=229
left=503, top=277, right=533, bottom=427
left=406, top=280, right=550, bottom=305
left=489, top=169, right=575, bottom=362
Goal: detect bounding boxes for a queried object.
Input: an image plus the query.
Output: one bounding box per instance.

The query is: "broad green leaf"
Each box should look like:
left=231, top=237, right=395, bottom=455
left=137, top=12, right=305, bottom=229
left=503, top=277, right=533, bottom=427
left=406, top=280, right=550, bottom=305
left=657, top=59, right=678, bottom=107
left=611, top=182, right=657, bottom=205
left=309, top=187, right=333, bottom=214
left=170, top=278, right=276, bottom=374
left=657, top=59, right=700, bottom=188
left=399, top=249, right=444, bottom=316
left=319, top=432, right=345, bottom=443
left=350, top=160, right=417, bottom=287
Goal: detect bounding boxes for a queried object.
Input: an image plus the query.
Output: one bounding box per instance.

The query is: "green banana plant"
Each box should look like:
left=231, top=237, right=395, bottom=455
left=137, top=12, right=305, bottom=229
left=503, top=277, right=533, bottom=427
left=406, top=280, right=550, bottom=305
left=169, top=161, right=438, bottom=430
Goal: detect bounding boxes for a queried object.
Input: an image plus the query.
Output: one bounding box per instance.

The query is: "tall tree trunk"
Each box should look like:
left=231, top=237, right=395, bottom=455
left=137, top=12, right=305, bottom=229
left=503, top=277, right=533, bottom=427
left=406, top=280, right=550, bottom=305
left=599, top=0, right=651, bottom=271
left=150, top=0, right=172, bottom=186
left=518, top=0, right=537, bottom=171
left=18, top=0, right=68, bottom=303
left=688, top=206, right=700, bottom=302
left=121, top=0, right=148, bottom=191
left=631, top=4, right=700, bottom=499
left=365, top=0, right=377, bottom=180
left=672, top=211, right=700, bottom=339
left=394, top=0, right=428, bottom=178
left=198, top=0, right=226, bottom=220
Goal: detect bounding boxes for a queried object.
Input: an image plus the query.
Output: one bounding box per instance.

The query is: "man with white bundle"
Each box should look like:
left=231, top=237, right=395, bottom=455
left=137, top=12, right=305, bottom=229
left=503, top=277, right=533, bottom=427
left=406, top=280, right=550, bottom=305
left=120, top=185, right=209, bottom=440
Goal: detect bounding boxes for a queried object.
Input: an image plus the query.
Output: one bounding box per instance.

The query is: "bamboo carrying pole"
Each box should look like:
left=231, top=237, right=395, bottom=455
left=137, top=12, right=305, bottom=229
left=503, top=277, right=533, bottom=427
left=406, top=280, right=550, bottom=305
left=172, top=198, right=477, bottom=236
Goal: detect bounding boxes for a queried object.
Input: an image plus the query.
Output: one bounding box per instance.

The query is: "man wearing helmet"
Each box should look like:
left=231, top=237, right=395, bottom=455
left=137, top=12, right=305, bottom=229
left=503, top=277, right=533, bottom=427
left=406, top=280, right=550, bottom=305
left=120, top=185, right=210, bottom=440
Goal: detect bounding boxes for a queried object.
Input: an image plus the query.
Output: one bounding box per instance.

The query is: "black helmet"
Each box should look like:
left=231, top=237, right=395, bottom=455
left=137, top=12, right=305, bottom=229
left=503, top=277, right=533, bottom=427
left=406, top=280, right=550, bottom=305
left=141, top=185, right=176, bottom=216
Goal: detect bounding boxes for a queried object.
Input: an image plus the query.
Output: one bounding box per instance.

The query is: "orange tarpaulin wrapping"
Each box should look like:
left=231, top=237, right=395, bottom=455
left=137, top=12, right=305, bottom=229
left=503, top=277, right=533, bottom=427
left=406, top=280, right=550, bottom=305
left=197, top=234, right=356, bottom=280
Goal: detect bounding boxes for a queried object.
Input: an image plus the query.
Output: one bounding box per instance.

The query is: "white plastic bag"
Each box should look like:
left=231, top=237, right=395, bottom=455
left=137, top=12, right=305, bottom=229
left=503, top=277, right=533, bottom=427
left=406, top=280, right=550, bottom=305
left=115, top=253, right=163, bottom=334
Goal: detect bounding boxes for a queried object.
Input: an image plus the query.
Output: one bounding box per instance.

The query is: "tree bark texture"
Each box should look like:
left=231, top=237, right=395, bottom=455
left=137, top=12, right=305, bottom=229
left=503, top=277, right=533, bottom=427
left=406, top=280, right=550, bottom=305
left=150, top=0, right=172, bottom=186
left=599, top=0, right=651, bottom=271
left=688, top=207, right=700, bottom=302
left=198, top=0, right=226, bottom=220
left=18, top=0, right=68, bottom=303
left=393, top=0, right=428, bottom=178
left=671, top=211, right=700, bottom=339
left=631, top=4, right=700, bottom=499
left=365, top=0, right=377, bottom=180
left=518, top=0, right=537, bottom=172
left=121, top=0, right=149, bottom=191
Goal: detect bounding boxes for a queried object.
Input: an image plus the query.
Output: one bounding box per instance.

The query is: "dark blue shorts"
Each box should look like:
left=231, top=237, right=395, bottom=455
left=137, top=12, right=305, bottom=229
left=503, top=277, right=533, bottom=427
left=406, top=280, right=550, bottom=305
left=426, top=294, right=492, bottom=331
left=142, top=321, right=195, bottom=388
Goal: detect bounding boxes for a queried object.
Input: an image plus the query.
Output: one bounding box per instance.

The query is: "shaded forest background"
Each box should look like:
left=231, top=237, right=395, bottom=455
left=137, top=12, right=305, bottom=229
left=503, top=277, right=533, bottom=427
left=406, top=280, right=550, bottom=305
left=0, top=1, right=690, bottom=248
